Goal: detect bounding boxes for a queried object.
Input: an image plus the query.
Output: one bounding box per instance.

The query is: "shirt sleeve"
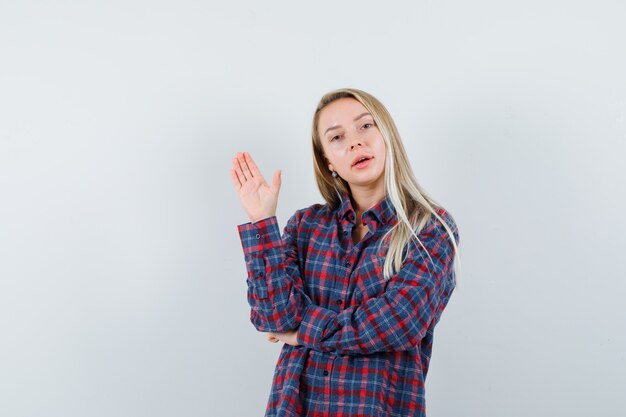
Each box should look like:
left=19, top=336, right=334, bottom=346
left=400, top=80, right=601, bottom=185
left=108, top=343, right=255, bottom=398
left=296, top=213, right=459, bottom=355
left=237, top=211, right=311, bottom=333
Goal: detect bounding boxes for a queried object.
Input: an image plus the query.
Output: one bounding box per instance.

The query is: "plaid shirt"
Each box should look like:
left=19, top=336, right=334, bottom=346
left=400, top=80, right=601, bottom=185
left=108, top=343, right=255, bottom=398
left=237, top=191, right=458, bottom=417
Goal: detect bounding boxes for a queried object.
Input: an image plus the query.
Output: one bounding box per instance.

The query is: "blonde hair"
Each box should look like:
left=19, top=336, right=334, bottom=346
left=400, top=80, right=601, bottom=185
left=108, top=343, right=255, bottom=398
left=311, top=88, right=460, bottom=280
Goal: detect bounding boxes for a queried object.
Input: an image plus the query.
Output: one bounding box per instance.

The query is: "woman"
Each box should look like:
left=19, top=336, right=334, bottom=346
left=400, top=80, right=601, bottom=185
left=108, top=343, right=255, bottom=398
left=230, top=88, right=460, bottom=417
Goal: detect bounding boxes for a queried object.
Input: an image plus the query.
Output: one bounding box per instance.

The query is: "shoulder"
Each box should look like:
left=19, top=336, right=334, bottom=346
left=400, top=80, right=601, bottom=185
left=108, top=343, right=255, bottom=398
left=284, top=201, right=334, bottom=231
left=419, top=206, right=459, bottom=247
left=436, top=207, right=458, bottom=236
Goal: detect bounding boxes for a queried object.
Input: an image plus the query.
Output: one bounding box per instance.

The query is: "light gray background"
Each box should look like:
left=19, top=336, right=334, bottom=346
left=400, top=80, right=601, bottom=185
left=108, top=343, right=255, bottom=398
left=1, top=1, right=625, bottom=416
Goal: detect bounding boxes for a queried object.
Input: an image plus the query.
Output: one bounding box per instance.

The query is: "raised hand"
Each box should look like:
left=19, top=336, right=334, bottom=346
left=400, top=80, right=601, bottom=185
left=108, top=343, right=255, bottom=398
left=230, top=152, right=282, bottom=223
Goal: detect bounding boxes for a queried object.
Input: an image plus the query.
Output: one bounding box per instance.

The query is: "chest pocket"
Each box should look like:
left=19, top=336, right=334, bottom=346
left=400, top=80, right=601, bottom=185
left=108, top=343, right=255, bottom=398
left=353, top=254, right=389, bottom=303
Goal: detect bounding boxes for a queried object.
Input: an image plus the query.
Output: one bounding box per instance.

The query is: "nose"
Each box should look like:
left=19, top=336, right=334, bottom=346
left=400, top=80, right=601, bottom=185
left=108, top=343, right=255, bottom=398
left=346, top=129, right=362, bottom=150
left=349, top=139, right=362, bottom=150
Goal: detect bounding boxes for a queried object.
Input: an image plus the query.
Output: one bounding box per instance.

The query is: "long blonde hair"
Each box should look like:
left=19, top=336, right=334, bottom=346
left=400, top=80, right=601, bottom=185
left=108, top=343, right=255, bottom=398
left=311, top=88, right=460, bottom=280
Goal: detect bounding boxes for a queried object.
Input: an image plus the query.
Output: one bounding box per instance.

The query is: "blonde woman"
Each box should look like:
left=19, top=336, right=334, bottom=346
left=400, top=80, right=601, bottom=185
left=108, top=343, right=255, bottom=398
left=230, top=88, right=460, bottom=416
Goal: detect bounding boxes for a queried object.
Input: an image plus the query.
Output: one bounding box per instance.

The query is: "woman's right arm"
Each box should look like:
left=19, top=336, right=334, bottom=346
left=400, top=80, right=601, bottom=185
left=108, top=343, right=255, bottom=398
left=237, top=210, right=312, bottom=332
left=231, top=152, right=311, bottom=332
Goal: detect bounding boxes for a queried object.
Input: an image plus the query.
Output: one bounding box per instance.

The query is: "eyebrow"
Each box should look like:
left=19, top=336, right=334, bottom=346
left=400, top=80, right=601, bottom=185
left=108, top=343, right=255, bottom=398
left=323, top=112, right=372, bottom=136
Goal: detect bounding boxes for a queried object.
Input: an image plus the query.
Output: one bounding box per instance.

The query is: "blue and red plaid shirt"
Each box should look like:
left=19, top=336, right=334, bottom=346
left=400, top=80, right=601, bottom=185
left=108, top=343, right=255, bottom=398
left=237, top=191, right=458, bottom=417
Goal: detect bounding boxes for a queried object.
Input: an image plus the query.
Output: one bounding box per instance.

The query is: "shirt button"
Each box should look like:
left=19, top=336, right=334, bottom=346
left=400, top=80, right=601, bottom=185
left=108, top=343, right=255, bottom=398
left=323, top=370, right=329, bottom=376
left=343, top=230, right=347, bottom=235
left=345, top=261, right=351, bottom=268
left=255, top=233, right=261, bottom=239
left=336, top=299, right=342, bottom=305
left=257, top=271, right=264, bottom=277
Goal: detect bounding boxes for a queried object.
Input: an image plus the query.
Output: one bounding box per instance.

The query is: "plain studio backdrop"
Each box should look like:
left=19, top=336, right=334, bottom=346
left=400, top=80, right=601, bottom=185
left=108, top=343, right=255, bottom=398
left=1, top=1, right=625, bottom=416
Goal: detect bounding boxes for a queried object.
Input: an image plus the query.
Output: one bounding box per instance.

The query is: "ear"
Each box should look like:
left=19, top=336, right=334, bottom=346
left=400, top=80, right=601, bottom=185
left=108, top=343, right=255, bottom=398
left=322, top=155, right=334, bottom=172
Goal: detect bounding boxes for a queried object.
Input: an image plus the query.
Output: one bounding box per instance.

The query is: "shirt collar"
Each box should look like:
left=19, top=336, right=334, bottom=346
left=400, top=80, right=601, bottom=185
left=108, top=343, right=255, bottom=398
left=336, top=191, right=396, bottom=227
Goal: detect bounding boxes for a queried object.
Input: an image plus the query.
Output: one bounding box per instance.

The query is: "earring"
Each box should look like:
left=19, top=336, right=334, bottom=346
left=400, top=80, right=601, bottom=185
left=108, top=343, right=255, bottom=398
left=331, top=171, right=338, bottom=178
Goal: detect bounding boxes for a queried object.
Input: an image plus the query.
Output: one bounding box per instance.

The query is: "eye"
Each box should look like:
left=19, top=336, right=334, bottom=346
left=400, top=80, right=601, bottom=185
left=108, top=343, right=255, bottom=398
left=362, top=122, right=373, bottom=129
left=330, top=135, right=341, bottom=142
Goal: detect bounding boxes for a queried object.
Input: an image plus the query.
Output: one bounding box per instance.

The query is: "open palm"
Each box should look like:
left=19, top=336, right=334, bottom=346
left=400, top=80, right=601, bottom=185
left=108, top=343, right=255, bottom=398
left=230, top=152, right=282, bottom=223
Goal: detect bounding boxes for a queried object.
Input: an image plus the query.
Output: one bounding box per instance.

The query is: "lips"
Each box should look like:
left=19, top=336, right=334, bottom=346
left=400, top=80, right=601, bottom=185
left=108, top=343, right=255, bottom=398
left=351, top=155, right=372, bottom=167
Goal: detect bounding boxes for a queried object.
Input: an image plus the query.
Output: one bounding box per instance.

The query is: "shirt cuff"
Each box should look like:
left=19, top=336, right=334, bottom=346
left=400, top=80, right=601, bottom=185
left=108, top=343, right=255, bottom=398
left=237, top=216, right=282, bottom=257
left=296, top=304, right=335, bottom=349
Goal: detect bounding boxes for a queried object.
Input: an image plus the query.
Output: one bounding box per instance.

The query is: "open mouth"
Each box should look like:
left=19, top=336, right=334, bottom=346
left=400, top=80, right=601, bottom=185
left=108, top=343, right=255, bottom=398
left=352, top=156, right=372, bottom=167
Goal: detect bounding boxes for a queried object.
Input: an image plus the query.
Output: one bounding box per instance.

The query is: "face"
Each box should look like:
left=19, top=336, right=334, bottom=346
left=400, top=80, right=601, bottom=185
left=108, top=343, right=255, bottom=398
left=317, top=98, right=387, bottom=192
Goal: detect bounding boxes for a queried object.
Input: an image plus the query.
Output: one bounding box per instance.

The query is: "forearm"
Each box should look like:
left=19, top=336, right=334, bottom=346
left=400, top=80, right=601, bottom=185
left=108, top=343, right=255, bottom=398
left=296, top=284, right=443, bottom=355
left=239, top=215, right=311, bottom=332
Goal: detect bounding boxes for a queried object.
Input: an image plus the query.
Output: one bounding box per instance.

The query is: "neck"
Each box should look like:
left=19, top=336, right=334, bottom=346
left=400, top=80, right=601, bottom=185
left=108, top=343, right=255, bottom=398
left=349, top=183, right=385, bottom=221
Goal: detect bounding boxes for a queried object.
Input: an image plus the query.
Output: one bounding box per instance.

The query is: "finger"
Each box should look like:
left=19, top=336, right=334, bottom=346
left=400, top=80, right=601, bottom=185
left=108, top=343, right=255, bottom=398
left=237, top=152, right=254, bottom=181
left=232, top=158, right=246, bottom=182
left=232, top=156, right=247, bottom=182
left=230, top=169, right=242, bottom=189
left=244, top=152, right=264, bottom=181
left=232, top=158, right=246, bottom=183
left=271, top=169, right=282, bottom=195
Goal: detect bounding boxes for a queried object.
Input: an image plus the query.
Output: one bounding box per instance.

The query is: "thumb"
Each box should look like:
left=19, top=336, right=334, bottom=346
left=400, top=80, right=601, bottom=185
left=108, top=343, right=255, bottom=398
left=271, top=169, right=282, bottom=194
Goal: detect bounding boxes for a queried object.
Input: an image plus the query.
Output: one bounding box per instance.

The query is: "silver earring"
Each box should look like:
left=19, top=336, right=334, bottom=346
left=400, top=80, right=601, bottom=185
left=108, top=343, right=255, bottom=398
left=331, top=171, right=338, bottom=178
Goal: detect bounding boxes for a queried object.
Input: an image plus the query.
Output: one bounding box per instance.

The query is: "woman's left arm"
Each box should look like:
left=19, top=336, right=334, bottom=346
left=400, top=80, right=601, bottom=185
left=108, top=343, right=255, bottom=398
left=296, top=217, right=459, bottom=355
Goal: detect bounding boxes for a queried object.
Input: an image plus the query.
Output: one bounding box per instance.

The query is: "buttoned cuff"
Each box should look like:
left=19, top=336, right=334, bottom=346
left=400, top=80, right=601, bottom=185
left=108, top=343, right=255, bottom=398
left=296, top=304, right=335, bottom=349
left=237, top=216, right=282, bottom=257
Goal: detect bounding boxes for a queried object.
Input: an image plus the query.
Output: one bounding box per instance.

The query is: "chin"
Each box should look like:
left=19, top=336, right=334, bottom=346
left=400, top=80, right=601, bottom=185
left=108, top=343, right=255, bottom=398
left=347, top=174, right=385, bottom=187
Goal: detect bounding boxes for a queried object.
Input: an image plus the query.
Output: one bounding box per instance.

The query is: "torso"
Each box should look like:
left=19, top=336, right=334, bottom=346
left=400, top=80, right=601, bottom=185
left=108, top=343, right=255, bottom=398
left=351, top=224, right=369, bottom=244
